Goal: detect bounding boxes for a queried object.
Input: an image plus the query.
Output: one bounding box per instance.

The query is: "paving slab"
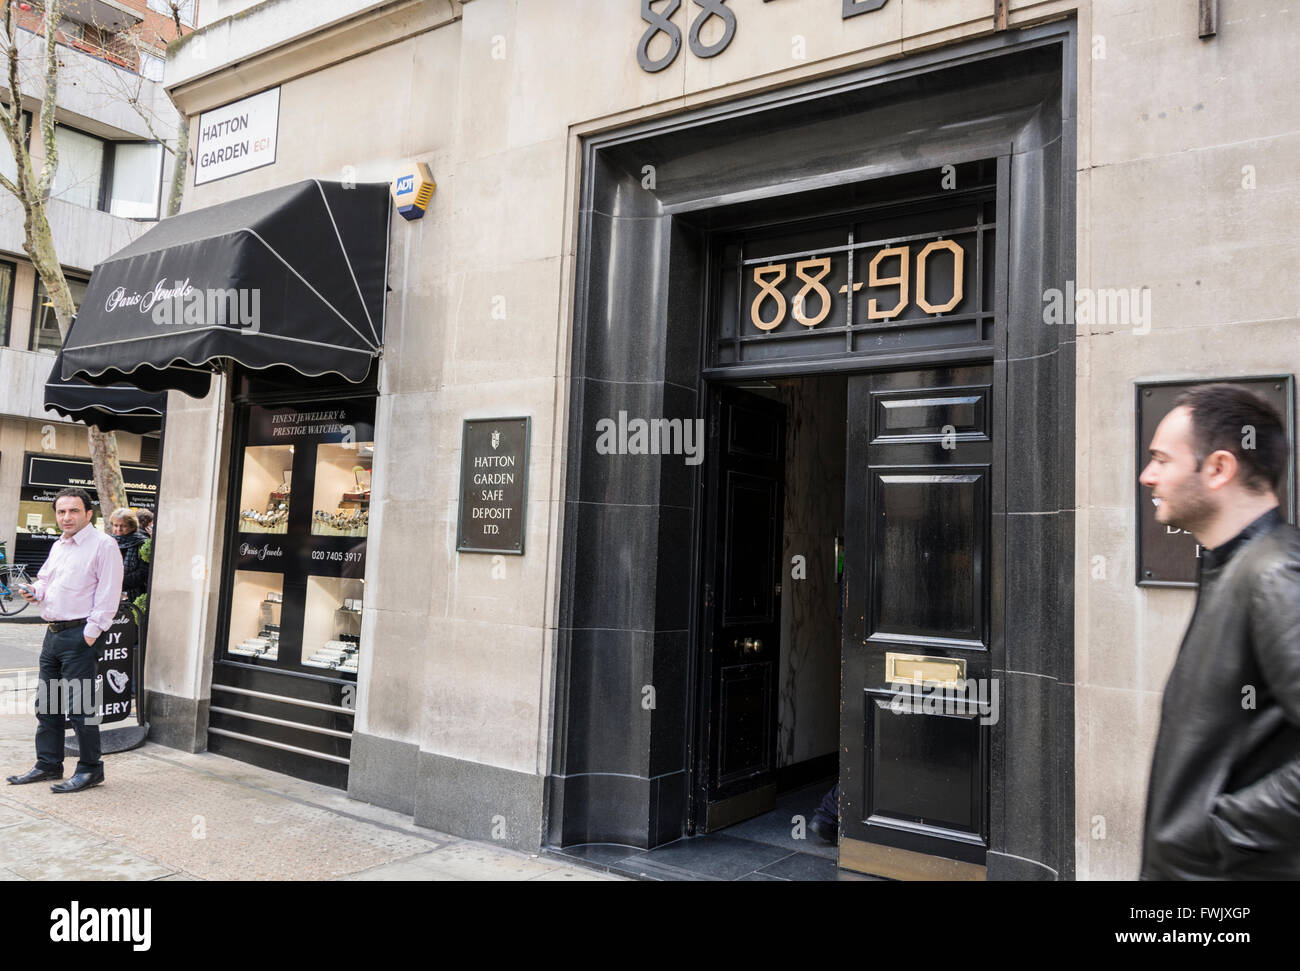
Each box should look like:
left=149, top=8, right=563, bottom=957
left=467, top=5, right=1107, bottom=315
left=7, top=842, right=175, bottom=881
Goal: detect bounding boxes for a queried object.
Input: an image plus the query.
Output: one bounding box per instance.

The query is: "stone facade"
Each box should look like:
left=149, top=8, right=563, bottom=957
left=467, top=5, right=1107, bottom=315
left=143, top=0, right=1300, bottom=878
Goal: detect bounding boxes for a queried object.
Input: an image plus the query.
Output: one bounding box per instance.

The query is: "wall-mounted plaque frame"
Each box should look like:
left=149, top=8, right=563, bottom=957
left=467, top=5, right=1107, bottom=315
left=1135, top=375, right=1295, bottom=587
left=457, top=417, right=530, bottom=555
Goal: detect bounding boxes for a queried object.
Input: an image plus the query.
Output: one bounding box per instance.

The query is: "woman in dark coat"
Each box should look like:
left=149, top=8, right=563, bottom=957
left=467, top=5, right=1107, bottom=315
left=110, top=508, right=149, bottom=603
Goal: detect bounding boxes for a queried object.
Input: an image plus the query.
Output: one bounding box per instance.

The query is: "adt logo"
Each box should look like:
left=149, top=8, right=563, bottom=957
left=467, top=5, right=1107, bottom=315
left=391, top=162, right=435, bottom=221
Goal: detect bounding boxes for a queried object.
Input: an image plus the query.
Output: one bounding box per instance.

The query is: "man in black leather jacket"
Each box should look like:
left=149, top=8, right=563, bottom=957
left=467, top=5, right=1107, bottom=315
left=1138, top=383, right=1300, bottom=879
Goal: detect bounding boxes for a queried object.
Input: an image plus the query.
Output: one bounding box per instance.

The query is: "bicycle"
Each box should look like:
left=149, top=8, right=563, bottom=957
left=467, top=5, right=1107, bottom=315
left=0, top=563, right=33, bottom=616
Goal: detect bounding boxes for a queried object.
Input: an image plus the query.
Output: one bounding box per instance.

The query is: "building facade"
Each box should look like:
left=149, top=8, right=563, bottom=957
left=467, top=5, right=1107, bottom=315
left=113, top=0, right=1300, bottom=881
left=0, top=1, right=190, bottom=560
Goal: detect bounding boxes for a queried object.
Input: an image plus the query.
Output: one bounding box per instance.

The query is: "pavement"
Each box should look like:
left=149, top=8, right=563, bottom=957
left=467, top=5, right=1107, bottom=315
left=0, top=688, right=618, bottom=881
left=0, top=614, right=50, bottom=674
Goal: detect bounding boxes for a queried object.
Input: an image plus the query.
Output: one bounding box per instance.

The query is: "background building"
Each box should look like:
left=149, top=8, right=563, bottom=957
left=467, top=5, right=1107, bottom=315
left=0, top=0, right=192, bottom=560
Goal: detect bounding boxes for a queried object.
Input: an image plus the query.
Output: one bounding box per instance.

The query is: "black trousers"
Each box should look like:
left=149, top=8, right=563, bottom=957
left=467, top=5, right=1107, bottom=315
left=35, top=625, right=102, bottom=775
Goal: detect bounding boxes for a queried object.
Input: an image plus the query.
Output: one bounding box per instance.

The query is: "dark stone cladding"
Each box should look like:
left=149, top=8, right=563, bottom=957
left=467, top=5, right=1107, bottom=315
left=145, top=691, right=209, bottom=753
left=549, top=23, right=1077, bottom=875
left=414, top=751, right=546, bottom=853
left=348, top=731, right=418, bottom=817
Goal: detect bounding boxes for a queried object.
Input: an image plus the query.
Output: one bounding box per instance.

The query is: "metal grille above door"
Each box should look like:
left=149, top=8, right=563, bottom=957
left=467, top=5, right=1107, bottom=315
left=712, top=185, right=996, bottom=369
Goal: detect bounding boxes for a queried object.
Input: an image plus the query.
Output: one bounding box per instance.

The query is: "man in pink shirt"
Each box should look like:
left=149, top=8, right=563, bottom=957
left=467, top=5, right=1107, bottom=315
left=4, top=488, right=123, bottom=793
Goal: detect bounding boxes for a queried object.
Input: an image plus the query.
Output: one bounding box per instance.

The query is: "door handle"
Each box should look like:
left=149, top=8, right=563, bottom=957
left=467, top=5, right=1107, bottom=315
left=734, top=636, right=763, bottom=655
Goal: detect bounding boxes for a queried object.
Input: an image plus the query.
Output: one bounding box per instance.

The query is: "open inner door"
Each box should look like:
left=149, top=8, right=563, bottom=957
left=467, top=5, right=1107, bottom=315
left=696, top=386, right=786, bottom=832
left=838, top=365, right=994, bottom=880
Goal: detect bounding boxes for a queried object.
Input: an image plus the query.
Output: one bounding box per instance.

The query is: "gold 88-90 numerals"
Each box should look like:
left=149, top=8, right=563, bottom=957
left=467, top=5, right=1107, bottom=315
left=749, top=240, right=964, bottom=332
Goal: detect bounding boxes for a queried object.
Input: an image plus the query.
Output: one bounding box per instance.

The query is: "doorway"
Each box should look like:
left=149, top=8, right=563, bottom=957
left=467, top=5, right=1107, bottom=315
left=694, top=365, right=992, bottom=880
left=549, top=29, right=1074, bottom=879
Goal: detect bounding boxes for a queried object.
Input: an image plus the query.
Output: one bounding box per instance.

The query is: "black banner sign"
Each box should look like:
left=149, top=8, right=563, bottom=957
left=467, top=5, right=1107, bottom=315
left=25, top=454, right=159, bottom=495
left=457, top=418, right=530, bottom=555
left=235, top=535, right=366, bottom=578
left=60, top=608, right=138, bottom=727
left=1135, top=376, right=1294, bottom=586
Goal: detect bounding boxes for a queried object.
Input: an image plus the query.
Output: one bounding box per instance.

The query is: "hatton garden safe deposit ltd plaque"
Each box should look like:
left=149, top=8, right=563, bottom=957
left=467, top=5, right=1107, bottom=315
left=457, top=417, right=530, bottom=555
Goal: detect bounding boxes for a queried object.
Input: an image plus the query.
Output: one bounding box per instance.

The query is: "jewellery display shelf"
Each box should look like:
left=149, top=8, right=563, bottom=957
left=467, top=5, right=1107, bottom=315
left=237, top=445, right=295, bottom=534
left=302, top=575, right=363, bottom=673
left=310, top=443, right=373, bottom=537
left=227, top=573, right=284, bottom=662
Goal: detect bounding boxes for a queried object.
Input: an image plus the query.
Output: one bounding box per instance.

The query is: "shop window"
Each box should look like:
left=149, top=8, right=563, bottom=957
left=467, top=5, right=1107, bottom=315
left=14, top=452, right=158, bottom=569
left=30, top=274, right=88, bottom=353
left=227, top=571, right=283, bottom=660
left=52, top=124, right=163, bottom=219
left=224, top=397, right=375, bottom=679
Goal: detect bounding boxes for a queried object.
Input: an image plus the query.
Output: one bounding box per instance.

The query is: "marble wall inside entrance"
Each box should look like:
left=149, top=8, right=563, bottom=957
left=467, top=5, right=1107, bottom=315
left=773, top=377, right=846, bottom=767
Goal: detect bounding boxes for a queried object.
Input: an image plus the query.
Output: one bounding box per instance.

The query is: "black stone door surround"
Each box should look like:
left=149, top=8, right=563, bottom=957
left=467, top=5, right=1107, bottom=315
left=548, top=23, right=1077, bottom=881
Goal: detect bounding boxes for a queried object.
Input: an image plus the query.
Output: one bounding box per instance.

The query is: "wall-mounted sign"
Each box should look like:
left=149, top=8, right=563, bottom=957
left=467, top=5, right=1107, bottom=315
left=1135, top=376, right=1295, bottom=586
left=637, top=0, right=889, bottom=72
left=457, top=418, right=530, bottom=555
left=194, top=87, right=280, bottom=186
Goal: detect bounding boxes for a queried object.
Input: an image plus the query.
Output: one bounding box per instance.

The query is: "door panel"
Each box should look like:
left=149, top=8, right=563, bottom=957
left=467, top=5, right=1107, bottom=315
left=840, top=366, right=993, bottom=878
left=698, top=387, right=786, bottom=832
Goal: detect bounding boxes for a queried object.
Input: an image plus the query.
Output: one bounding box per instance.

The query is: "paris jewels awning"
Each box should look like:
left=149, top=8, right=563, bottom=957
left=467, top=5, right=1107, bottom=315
left=60, top=180, right=390, bottom=396
left=44, top=340, right=166, bottom=435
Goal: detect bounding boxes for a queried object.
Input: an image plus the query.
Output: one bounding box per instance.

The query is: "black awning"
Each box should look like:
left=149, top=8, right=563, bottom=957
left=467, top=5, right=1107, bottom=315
left=44, top=341, right=167, bottom=435
left=60, top=180, right=390, bottom=395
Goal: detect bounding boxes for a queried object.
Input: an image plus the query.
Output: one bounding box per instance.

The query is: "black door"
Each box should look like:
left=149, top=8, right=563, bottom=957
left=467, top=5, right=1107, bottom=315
left=839, top=365, right=993, bottom=879
left=696, top=386, right=786, bottom=832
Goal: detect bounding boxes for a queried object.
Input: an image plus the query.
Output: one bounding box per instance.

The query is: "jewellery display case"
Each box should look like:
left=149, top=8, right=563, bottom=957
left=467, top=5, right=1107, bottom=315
left=310, top=443, right=373, bottom=537
left=302, top=575, right=363, bottom=672
left=227, top=571, right=284, bottom=661
left=237, top=444, right=295, bottom=533
left=218, top=395, right=375, bottom=681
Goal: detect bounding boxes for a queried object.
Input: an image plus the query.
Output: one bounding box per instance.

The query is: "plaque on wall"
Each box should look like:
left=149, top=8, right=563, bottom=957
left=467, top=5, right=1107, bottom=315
left=1135, top=376, right=1295, bottom=587
left=457, top=418, right=530, bottom=555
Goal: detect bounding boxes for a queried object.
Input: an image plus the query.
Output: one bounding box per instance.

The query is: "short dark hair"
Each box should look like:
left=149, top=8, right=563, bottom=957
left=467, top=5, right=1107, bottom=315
left=52, top=487, right=94, bottom=513
left=1172, top=383, right=1289, bottom=494
left=137, top=509, right=154, bottom=528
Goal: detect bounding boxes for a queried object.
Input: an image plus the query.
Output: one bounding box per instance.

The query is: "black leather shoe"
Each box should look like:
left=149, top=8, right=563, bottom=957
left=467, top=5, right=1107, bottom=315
left=50, top=768, right=104, bottom=793
left=809, top=814, right=838, bottom=845
left=6, top=766, right=63, bottom=785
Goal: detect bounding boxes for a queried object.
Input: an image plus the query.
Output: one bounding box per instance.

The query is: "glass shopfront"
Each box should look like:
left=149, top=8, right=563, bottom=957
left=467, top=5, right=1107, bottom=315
left=222, top=397, right=373, bottom=677
left=209, top=375, right=377, bottom=789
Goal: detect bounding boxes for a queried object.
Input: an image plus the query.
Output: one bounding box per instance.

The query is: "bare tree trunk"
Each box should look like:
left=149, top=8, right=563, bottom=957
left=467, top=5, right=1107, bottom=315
left=166, top=118, right=188, bottom=218
left=88, top=428, right=128, bottom=515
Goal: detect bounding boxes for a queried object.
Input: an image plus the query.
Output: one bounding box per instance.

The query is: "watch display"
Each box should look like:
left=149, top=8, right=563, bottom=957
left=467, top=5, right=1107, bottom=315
left=311, top=443, right=372, bottom=537
left=238, top=445, right=295, bottom=534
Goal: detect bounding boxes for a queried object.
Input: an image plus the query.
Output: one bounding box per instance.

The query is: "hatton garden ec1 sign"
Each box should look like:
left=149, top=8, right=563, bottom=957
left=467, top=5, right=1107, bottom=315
left=636, top=0, right=889, bottom=72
